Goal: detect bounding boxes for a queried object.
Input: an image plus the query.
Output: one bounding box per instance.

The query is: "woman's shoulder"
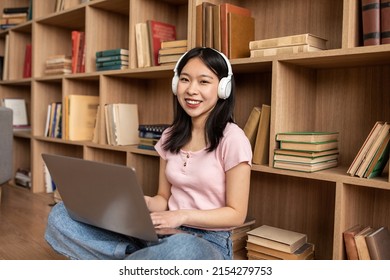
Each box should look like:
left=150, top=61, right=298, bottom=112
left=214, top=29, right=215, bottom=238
left=222, top=122, right=250, bottom=143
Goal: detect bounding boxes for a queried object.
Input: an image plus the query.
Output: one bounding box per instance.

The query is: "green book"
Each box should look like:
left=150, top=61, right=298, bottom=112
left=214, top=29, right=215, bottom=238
left=96, top=55, right=129, bottom=63
left=96, top=60, right=129, bottom=67
left=276, top=131, right=339, bottom=143
left=96, top=48, right=129, bottom=57
left=96, top=64, right=128, bottom=71
left=366, top=134, right=390, bottom=178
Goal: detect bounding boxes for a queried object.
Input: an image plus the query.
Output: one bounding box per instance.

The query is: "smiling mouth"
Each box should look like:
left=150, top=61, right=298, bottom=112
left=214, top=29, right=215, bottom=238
left=185, top=99, right=201, bottom=105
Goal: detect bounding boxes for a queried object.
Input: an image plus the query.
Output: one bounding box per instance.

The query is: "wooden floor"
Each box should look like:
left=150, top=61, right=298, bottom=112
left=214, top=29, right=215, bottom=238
left=0, top=184, right=67, bottom=260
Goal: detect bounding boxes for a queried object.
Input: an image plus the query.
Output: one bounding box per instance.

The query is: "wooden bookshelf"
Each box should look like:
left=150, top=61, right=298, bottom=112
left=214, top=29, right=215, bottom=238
left=0, top=0, right=389, bottom=260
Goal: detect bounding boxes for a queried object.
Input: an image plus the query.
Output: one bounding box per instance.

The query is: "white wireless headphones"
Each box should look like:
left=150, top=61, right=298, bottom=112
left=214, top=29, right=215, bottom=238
left=172, top=48, right=233, bottom=100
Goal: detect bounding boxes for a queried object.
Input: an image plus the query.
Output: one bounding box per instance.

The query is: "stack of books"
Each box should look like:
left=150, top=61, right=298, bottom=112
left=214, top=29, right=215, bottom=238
left=44, top=55, right=72, bottom=76
left=0, top=6, right=29, bottom=30
left=343, top=224, right=390, bottom=260
left=158, top=39, right=187, bottom=65
left=249, top=33, right=327, bottom=57
left=231, top=218, right=256, bottom=260
left=14, top=168, right=31, bottom=189
left=96, top=48, right=129, bottom=71
left=138, top=124, right=170, bottom=151
left=347, top=121, right=390, bottom=178
left=246, top=225, right=314, bottom=260
left=273, top=132, right=339, bottom=172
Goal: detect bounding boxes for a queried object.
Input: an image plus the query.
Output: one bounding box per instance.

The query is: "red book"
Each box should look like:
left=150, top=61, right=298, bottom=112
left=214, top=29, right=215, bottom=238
left=23, top=43, right=32, bottom=78
left=71, top=30, right=81, bottom=73
left=361, top=0, right=380, bottom=45
left=381, top=0, right=390, bottom=44
left=220, top=3, right=251, bottom=56
left=146, top=20, right=176, bottom=66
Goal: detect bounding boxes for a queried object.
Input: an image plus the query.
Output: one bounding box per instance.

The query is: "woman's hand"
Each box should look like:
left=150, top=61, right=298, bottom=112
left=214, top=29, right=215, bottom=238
left=150, top=210, right=187, bottom=229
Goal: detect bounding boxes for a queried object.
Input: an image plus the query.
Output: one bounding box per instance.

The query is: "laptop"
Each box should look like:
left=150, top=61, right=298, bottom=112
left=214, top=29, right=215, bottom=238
left=42, top=154, right=164, bottom=242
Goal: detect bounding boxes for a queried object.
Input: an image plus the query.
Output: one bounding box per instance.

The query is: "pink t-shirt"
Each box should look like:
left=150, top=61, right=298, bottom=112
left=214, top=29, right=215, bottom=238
left=154, top=122, right=252, bottom=212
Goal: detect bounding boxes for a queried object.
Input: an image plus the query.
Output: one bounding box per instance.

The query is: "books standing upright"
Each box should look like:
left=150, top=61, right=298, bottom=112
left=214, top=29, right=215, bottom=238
left=252, top=104, right=271, bottom=164
left=147, top=20, right=176, bottom=66
left=361, top=0, right=381, bottom=45
left=65, top=95, right=99, bottom=141
left=365, top=226, right=390, bottom=259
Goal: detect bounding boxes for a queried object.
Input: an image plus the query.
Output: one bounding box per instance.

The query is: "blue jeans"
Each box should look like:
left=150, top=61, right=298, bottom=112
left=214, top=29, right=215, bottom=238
left=45, top=202, right=232, bottom=260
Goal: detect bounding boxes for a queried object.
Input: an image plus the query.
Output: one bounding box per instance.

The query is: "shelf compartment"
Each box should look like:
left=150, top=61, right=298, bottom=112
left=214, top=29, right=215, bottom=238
left=272, top=58, right=390, bottom=181
left=248, top=171, right=336, bottom=259
left=32, top=139, right=83, bottom=193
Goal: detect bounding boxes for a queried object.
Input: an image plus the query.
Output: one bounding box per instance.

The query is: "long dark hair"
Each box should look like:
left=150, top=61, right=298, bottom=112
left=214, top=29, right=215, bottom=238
left=163, top=47, right=236, bottom=153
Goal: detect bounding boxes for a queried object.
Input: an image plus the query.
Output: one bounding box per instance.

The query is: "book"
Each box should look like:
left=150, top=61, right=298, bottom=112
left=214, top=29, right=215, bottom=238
left=362, top=0, right=381, bottom=45
left=355, top=122, right=390, bottom=177
left=95, top=55, right=128, bottom=63
left=247, top=225, right=307, bottom=254
left=23, top=43, right=32, bottom=78
left=96, top=60, right=129, bottom=67
left=249, top=33, right=328, bottom=50
left=343, top=224, right=365, bottom=260
left=381, top=0, right=390, bottom=44
left=347, top=121, right=385, bottom=176
left=354, top=226, right=375, bottom=260
left=96, top=48, right=129, bottom=57
left=147, top=20, right=176, bottom=66
left=104, top=103, right=139, bottom=146
left=135, top=22, right=152, bottom=68
left=161, top=39, right=187, bottom=49
left=252, top=104, right=271, bottom=164
left=2, top=98, right=28, bottom=127
left=158, top=46, right=187, bottom=56
left=228, top=12, right=255, bottom=59
left=243, top=107, right=261, bottom=150
left=279, top=140, right=338, bottom=152
left=365, top=226, right=390, bottom=260
left=364, top=132, right=390, bottom=178
left=66, top=95, right=99, bottom=141
left=274, top=148, right=339, bottom=158
left=273, top=153, right=339, bottom=164
left=3, top=34, right=9, bottom=80
left=195, top=2, right=215, bottom=47
left=138, top=124, right=170, bottom=133
left=250, top=44, right=324, bottom=57
left=276, top=132, right=339, bottom=143
left=96, top=64, right=128, bottom=71
left=246, top=242, right=315, bottom=260
left=212, top=4, right=221, bottom=51
left=220, top=3, right=251, bottom=56
left=158, top=53, right=182, bottom=64
left=273, top=159, right=338, bottom=172
left=3, top=7, right=29, bottom=14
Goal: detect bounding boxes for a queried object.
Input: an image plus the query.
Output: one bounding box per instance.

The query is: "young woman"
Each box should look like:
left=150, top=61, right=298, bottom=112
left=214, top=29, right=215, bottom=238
left=45, top=47, right=252, bottom=260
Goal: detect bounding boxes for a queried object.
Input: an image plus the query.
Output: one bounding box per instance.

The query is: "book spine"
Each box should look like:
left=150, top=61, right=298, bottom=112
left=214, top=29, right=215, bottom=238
left=381, top=0, right=390, bottom=44
left=96, top=55, right=129, bottom=62
left=3, top=7, right=29, bottom=14
left=96, top=49, right=129, bottom=57
left=96, top=64, right=128, bottom=71
left=362, top=0, right=381, bottom=45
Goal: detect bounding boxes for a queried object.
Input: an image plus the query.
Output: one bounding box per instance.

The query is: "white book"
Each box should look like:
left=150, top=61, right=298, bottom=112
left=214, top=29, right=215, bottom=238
left=3, top=98, right=28, bottom=126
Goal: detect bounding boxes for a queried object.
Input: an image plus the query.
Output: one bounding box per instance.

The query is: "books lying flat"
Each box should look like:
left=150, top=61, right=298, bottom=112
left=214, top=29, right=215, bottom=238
left=249, top=33, right=328, bottom=50
left=247, top=225, right=307, bottom=253
left=279, top=140, right=338, bottom=152
left=274, top=148, right=339, bottom=158
left=250, top=44, right=324, bottom=57
left=276, top=132, right=339, bottom=143
left=273, top=160, right=338, bottom=172
left=365, top=226, right=390, bottom=260
left=96, top=48, right=129, bottom=57
left=246, top=242, right=314, bottom=260
left=273, top=153, right=338, bottom=164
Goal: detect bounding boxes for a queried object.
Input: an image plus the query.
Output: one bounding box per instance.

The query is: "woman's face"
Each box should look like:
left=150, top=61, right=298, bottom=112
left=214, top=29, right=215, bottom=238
left=176, top=57, right=219, bottom=124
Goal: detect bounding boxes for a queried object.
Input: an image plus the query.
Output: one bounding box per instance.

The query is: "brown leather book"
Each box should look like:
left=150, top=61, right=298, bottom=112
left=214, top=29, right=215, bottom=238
left=228, top=12, right=255, bottom=59
left=366, top=226, right=390, bottom=260
left=343, top=224, right=364, bottom=260
left=362, top=0, right=381, bottom=45
left=381, top=0, right=390, bottom=44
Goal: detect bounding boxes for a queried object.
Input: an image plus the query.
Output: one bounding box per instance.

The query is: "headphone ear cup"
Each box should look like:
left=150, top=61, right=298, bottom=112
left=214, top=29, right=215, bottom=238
left=218, top=77, right=231, bottom=99
left=172, top=74, right=179, bottom=95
